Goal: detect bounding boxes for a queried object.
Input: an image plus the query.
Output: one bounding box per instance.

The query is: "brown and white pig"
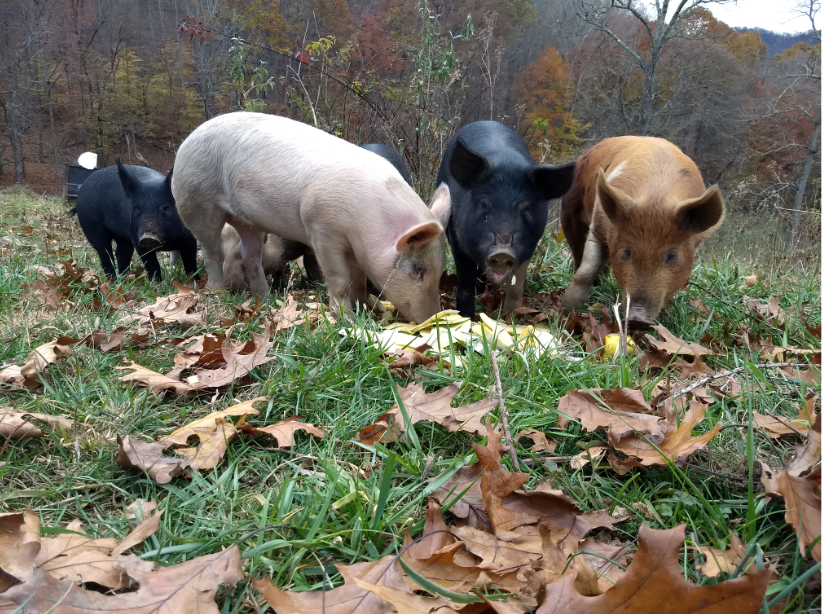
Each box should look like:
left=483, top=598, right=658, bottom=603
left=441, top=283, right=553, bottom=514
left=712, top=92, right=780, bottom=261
left=171, top=112, right=451, bottom=323
left=560, top=136, right=725, bottom=328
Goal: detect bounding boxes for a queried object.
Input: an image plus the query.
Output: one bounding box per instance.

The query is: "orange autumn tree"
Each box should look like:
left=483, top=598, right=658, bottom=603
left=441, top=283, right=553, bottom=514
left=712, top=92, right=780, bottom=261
left=514, top=45, right=584, bottom=161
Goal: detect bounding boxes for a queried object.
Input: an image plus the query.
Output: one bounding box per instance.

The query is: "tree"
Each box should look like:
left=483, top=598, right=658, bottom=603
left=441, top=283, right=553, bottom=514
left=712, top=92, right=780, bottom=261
left=575, top=0, right=733, bottom=135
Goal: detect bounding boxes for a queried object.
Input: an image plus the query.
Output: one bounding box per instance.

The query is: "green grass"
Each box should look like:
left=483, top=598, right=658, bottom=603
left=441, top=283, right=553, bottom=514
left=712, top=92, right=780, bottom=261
left=0, top=186, right=819, bottom=612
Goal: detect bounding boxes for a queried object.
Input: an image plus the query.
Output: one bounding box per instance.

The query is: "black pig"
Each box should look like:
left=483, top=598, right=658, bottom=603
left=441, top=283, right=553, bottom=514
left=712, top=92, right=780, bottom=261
left=361, top=144, right=412, bottom=184
left=69, top=157, right=197, bottom=281
left=437, top=121, right=575, bottom=317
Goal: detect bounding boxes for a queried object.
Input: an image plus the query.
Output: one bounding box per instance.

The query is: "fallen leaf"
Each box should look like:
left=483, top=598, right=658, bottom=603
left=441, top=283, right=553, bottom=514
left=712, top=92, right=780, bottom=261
left=753, top=395, right=818, bottom=438
left=557, top=389, right=666, bottom=443
left=126, top=500, right=158, bottom=521
left=158, top=399, right=263, bottom=447
left=536, top=524, right=772, bottom=613
left=173, top=420, right=239, bottom=471
left=569, top=445, right=607, bottom=469
left=0, top=508, right=40, bottom=589
left=240, top=416, right=324, bottom=447
left=24, top=279, right=62, bottom=311
left=359, top=382, right=497, bottom=443
left=697, top=532, right=748, bottom=578
left=1, top=546, right=242, bottom=614
left=774, top=470, right=821, bottom=562
left=126, top=284, right=205, bottom=328
left=742, top=274, right=757, bottom=287
left=609, top=398, right=721, bottom=467
left=117, top=361, right=195, bottom=395
left=253, top=554, right=408, bottom=614
left=114, top=436, right=187, bottom=484
left=272, top=294, right=305, bottom=332
left=187, top=323, right=275, bottom=389
left=514, top=429, right=556, bottom=453
left=646, top=324, right=713, bottom=357
left=0, top=409, right=74, bottom=439
left=428, top=463, right=489, bottom=531
left=111, top=511, right=163, bottom=558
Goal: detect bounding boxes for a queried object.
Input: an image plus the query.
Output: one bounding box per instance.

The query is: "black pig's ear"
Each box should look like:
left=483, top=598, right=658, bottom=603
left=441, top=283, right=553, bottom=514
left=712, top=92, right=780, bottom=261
left=116, top=156, right=139, bottom=196
left=527, top=161, right=576, bottom=200
left=449, top=138, right=490, bottom=187
left=164, top=166, right=174, bottom=196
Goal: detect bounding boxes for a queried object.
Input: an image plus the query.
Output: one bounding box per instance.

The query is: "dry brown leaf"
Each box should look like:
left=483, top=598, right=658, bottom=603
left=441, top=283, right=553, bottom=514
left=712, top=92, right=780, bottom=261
left=428, top=463, right=489, bottom=531
left=253, top=554, right=408, bottom=614
left=753, top=395, right=818, bottom=438
left=569, top=445, right=608, bottom=469
left=114, top=436, right=187, bottom=484
left=272, top=294, right=305, bottom=332
left=0, top=408, right=74, bottom=439
left=536, top=524, right=772, bottom=613
left=0, top=508, right=40, bottom=590
left=126, top=283, right=205, bottom=327
left=742, top=274, right=757, bottom=287
left=240, top=416, right=324, bottom=447
left=188, top=323, right=275, bottom=389
left=173, top=420, right=239, bottom=471
left=747, top=296, right=789, bottom=328
left=117, top=361, right=195, bottom=395
left=514, top=429, right=556, bottom=453
left=159, top=399, right=263, bottom=447
left=557, top=388, right=666, bottom=443
left=576, top=538, right=630, bottom=592
left=24, top=279, right=62, bottom=311
left=126, top=500, right=158, bottom=521
left=646, top=324, right=713, bottom=357
left=697, top=532, right=748, bottom=578
left=609, top=398, right=721, bottom=467
left=775, top=470, right=821, bottom=562
left=111, top=511, right=163, bottom=558
left=353, top=578, right=452, bottom=614
left=358, top=382, right=496, bottom=444
left=1, top=546, right=242, bottom=614
left=0, top=339, right=74, bottom=389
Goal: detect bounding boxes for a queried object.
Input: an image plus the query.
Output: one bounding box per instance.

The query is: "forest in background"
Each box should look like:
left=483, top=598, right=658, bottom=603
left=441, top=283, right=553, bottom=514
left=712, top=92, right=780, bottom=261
left=0, top=0, right=819, bottom=260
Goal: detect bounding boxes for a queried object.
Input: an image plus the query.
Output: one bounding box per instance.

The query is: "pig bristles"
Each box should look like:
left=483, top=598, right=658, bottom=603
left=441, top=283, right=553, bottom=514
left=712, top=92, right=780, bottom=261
left=491, top=351, right=521, bottom=473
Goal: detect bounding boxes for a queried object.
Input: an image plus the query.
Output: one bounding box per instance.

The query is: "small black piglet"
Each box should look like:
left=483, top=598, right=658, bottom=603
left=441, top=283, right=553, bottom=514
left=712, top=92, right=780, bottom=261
left=69, top=156, right=198, bottom=281
left=437, top=121, right=575, bottom=317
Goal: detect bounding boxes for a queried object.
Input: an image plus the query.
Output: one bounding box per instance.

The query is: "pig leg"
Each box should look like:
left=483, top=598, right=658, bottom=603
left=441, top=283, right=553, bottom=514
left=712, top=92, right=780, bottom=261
left=114, top=239, right=134, bottom=277
left=502, top=260, right=530, bottom=314
left=452, top=247, right=479, bottom=318
left=232, top=222, right=269, bottom=299
left=303, top=251, right=322, bottom=282
left=179, top=243, right=199, bottom=279
left=136, top=248, right=163, bottom=282
left=562, top=231, right=606, bottom=307
left=311, top=243, right=359, bottom=316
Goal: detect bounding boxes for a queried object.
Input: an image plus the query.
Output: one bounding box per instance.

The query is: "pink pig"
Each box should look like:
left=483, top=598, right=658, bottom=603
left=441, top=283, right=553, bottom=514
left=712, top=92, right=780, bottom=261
left=172, top=112, right=451, bottom=323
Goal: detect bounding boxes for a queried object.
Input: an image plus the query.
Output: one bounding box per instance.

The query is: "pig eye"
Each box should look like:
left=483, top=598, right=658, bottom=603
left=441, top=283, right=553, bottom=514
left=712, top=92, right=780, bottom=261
left=160, top=205, right=170, bottom=214
left=621, top=247, right=632, bottom=260
left=664, top=250, right=677, bottom=265
left=411, top=262, right=425, bottom=279
left=478, top=199, right=492, bottom=212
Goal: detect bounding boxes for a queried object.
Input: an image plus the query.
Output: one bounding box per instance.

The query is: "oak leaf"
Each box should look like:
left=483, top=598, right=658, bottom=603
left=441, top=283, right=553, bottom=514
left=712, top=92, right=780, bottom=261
left=514, top=429, right=556, bottom=452
left=116, top=361, right=195, bottom=395
left=536, top=524, right=772, bottom=613
left=272, top=294, right=305, bottom=332
left=646, top=324, right=713, bottom=357
left=0, top=546, right=242, bottom=614
left=253, top=554, right=408, bottom=614
left=609, top=398, right=721, bottom=467
left=557, top=388, right=666, bottom=443
left=0, top=339, right=74, bottom=389
left=697, top=532, right=748, bottom=578
left=753, top=395, right=818, bottom=438
left=158, top=399, right=263, bottom=447
left=114, top=436, right=187, bottom=484
left=126, top=282, right=205, bottom=327
left=240, top=416, right=324, bottom=447
left=0, top=408, right=74, bottom=439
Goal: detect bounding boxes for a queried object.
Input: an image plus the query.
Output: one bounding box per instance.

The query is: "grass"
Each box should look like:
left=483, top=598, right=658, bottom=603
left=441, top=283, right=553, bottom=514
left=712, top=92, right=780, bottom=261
left=0, top=185, right=820, bottom=612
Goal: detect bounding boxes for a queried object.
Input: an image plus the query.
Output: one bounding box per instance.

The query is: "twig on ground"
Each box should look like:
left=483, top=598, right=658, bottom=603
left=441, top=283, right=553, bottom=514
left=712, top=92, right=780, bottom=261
left=669, top=362, right=793, bottom=401
left=491, top=351, right=520, bottom=472
left=685, top=462, right=746, bottom=482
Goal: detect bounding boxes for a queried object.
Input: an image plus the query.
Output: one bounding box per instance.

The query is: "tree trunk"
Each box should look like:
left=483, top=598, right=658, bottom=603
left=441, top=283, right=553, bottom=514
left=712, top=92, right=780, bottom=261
left=786, top=114, right=821, bottom=252
left=637, top=61, right=656, bottom=136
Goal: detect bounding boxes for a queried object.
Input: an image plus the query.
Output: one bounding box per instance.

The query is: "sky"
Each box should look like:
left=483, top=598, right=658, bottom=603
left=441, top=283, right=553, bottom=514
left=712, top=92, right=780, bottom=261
left=707, top=0, right=815, bottom=33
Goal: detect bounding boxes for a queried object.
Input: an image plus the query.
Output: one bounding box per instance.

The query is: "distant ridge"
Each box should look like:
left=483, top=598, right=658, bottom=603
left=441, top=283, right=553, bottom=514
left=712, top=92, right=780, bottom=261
left=735, top=27, right=820, bottom=56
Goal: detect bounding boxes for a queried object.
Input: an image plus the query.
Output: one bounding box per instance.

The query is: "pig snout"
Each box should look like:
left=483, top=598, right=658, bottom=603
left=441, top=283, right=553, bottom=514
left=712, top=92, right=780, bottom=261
left=623, top=298, right=656, bottom=331
left=138, top=233, right=163, bottom=250
left=486, top=250, right=518, bottom=283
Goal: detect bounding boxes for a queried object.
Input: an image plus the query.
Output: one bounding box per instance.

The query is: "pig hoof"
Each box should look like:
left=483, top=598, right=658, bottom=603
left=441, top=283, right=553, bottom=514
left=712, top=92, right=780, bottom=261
left=560, top=285, right=588, bottom=308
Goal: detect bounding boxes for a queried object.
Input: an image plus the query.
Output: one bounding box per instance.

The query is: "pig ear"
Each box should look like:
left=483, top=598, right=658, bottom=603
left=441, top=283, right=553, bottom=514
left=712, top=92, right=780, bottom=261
left=527, top=161, right=575, bottom=200
left=428, top=183, right=451, bottom=228
left=449, top=138, right=490, bottom=187
left=116, top=156, right=138, bottom=196
left=596, top=168, right=634, bottom=222
left=164, top=166, right=174, bottom=196
left=395, top=221, right=443, bottom=253
left=674, top=185, right=726, bottom=235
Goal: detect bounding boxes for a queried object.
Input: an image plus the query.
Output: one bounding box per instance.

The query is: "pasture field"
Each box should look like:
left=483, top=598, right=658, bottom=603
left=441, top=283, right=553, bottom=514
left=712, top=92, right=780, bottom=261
left=0, top=185, right=819, bottom=613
